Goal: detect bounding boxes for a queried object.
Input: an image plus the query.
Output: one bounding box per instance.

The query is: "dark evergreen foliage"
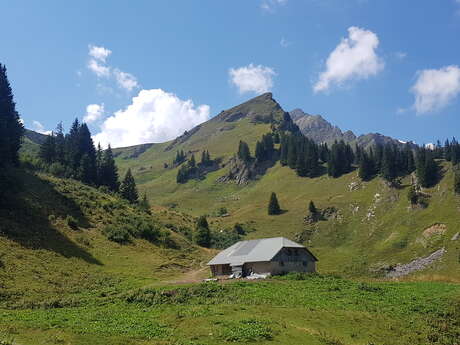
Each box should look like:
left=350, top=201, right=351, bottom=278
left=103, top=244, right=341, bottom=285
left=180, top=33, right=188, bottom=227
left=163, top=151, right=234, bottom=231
left=407, top=185, right=418, bottom=205
left=120, top=168, right=139, bottom=203
left=174, top=150, right=186, bottom=165
left=0, top=63, right=24, bottom=168
left=139, top=193, right=151, bottom=214
left=237, top=140, right=251, bottom=162
left=308, top=200, right=317, bottom=215
left=327, top=141, right=354, bottom=178
left=268, top=192, right=281, bottom=215
left=195, top=215, right=211, bottom=247
left=415, top=147, right=438, bottom=188
left=255, top=134, right=274, bottom=162
left=454, top=168, right=460, bottom=195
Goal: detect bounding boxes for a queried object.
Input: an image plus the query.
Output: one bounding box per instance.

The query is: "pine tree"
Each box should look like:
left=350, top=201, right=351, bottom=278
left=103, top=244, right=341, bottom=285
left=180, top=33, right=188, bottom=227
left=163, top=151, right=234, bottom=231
left=287, top=136, right=297, bottom=169
left=268, top=192, right=281, bottom=215
left=139, top=193, right=151, bottom=214
left=96, top=143, right=103, bottom=185
left=280, top=135, right=289, bottom=166
left=237, top=141, right=251, bottom=161
left=176, top=165, right=188, bottom=184
left=454, top=168, right=460, bottom=195
left=0, top=64, right=24, bottom=167
left=39, top=133, right=56, bottom=164
left=100, top=145, right=119, bottom=191
left=78, top=123, right=97, bottom=184
left=120, top=168, right=139, bottom=203
left=381, top=144, right=397, bottom=181
left=54, top=122, right=66, bottom=164
left=308, top=200, right=317, bottom=215
left=195, top=215, right=211, bottom=247
left=358, top=151, right=373, bottom=181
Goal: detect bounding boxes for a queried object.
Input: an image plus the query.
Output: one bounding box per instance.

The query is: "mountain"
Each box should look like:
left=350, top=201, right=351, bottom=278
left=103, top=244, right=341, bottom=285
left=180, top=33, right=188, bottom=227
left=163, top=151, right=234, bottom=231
left=20, top=129, right=48, bottom=155
left=109, top=93, right=459, bottom=281
left=290, top=108, right=412, bottom=149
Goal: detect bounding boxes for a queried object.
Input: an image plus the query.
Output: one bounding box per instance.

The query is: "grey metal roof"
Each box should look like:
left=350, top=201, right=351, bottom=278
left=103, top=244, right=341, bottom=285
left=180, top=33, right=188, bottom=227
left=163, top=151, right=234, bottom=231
left=207, top=237, right=311, bottom=266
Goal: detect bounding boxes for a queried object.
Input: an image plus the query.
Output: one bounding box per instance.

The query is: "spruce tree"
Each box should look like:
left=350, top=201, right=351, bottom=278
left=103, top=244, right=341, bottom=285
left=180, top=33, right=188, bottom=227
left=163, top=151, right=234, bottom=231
left=120, top=168, right=139, bottom=203
left=54, top=122, right=66, bottom=164
left=237, top=141, right=251, bottom=162
left=308, top=200, right=317, bottom=215
left=454, top=169, right=460, bottom=195
left=0, top=63, right=24, bottom=167
left=39, top=133, right=56, bottom=164
left=358, top=151, right=373, bottom=181
left=139, top=193, right=151, bottom=214
left=195, top=215, right=211, bottom=247
left=100, top=145, right=119, bottom=191
left=268, top=192, right=281, bottom=215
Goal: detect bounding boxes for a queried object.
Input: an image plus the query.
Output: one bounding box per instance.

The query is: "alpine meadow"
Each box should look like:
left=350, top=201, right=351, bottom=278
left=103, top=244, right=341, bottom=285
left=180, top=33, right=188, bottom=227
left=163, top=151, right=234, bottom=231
left=1, top=1, right=460, bottom=345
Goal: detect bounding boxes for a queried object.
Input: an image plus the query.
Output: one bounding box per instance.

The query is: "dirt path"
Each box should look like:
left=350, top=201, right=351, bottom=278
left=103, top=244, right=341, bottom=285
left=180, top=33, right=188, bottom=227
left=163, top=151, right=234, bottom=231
left=167, top=263, right=210, bottom=284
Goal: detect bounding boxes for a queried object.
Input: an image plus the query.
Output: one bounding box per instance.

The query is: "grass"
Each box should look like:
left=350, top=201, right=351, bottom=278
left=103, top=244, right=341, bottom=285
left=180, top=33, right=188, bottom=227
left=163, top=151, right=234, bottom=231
left=108, top=95, right=460, bottom=281
left=0, top=170, right=209, bottom=308
left=0, top=275, right=458, bottom=344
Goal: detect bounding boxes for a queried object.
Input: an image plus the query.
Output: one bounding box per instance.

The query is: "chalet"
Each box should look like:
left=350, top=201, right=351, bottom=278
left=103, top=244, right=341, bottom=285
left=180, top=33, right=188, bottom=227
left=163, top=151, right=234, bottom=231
left=207, top=237, right=317, bottom=277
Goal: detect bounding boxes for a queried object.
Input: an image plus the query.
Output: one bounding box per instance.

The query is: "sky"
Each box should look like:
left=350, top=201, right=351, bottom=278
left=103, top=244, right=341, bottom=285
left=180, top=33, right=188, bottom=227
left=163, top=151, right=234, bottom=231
left=1, top=0, right=460, bottom=147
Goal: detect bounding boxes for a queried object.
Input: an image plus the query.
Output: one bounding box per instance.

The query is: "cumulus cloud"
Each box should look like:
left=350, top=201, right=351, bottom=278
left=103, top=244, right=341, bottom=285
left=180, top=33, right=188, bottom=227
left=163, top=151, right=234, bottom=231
left=32, top=121, right=52, bottom=135
left=86, top=45, right=139, bottom=91
left=89, top=45, right=112, bottom=62
left=83, top=104, right=105, bottom=123
left=92, top=89, right=210, bottom=148
left=113, top=69, right=139, bottom=92
left=314, top=26, right=384, bottom=93
left=411, top=65, right=460, bottom=114
left=229, top=64, right=276, bottom=94
left=261, top=0, right=287, bottom=12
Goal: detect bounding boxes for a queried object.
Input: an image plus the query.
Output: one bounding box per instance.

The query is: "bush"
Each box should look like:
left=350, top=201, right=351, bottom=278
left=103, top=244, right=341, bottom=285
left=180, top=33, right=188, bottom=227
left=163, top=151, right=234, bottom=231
left=220, top=319, right=273, bottom=342
left=103, top=225, right=129, bottom=243
left=48, top=162, right=67, bottom=177
left=66, top=215, right=78, bottom=230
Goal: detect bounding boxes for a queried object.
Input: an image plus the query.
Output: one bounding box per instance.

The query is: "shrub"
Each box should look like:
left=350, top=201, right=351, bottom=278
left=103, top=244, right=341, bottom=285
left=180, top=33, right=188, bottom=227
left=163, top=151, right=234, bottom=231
left=220, top=319, right=273, bottom=342
left=65, top=215, right=78, bottom=230
left=48, top=162, right=66, bottom=177
left=103, top=225, right=129, bottom=243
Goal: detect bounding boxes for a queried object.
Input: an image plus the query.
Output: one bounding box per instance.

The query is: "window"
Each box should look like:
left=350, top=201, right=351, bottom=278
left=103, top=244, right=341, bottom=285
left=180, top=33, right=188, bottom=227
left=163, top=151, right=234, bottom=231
left=302, top=261, right=307, bottom=266
left=287, top=249, right=292, bottom=256
left=280, top=261, right=284, bottom=266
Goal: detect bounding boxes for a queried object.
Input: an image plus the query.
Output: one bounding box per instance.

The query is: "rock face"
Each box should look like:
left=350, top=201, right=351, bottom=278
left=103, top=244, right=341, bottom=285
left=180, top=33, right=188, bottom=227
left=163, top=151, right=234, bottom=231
left=290, top=108, right=413, bottom=149
left=290, top=109, right=352, bottom=144
left=217, top=156, right=276, bottom=185
left=385, top=248, right=446, bottom=279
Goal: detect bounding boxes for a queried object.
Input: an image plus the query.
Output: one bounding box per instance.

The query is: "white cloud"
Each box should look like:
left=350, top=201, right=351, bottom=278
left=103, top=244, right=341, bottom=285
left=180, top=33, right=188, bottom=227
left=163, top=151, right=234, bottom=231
left=32, top=121, right=52, bottom=135
left=411, top=65, right=460, bottom=114
left=113, top=69, right=139, bottom=92
left=88, top=45, right=112, bottom=63
left=86, top=45, right=139, bottom=91
left=83, top=104, right=105, bottom=123
left=93, top=89, right=210, bottom=148
left=313, top=26, right=384, bottom=93
left=87, top=59, right=111, bottom=77
left=261, top=0, right=287, bottom=12
left=229, top=64, right=276, bottom=94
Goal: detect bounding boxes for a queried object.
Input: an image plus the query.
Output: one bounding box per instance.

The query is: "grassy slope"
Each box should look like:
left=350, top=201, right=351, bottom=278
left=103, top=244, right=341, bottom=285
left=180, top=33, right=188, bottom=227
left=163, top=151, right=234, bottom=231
left=114, top=103, right=460, bottom=280
left=0, top=170, right=208, bottom=307
left=1, top=276, right=459, bottom=345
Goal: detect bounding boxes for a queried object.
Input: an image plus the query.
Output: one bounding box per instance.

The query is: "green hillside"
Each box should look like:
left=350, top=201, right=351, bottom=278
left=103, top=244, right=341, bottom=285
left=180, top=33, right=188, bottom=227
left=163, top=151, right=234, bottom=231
left=0, top=170, right=208, bottom=308
left=113, top=93, right=460, bottom=281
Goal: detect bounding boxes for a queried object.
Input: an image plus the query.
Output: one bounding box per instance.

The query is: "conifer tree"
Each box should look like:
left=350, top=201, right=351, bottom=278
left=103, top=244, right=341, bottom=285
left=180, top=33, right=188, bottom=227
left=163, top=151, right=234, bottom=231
left=268, top=192, right=281, bottom=215
left=100, top=145, right=119, bottom=191
left=358, top=151, right=373, bottom=181
left=195, top=215, right=211, bottom=247
left=308, top=200, right=317, bottom=215
left=39, top=133, right=56, bottom=164
left=139, top=193, right=151, bottom=214
left=120, top=168, right=138, bottom=203
left=54, top=122, right=66, bottom=164
left=454, top=169, right=460, bottom=195
left=0, top=63, right=24, bottom=167
left=237, top=141, right=251, bottom=162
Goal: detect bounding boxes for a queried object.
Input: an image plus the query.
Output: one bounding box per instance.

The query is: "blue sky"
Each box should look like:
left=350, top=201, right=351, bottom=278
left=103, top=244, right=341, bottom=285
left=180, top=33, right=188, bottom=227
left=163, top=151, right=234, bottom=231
left=2, top=0, right=460, bottom=147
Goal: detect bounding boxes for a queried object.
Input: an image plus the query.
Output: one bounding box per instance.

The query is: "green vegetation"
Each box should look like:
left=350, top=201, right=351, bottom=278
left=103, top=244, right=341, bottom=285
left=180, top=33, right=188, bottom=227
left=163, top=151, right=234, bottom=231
left=0, top=276, right=458, bottom=344
left=268, top=192, right=281, bottom=215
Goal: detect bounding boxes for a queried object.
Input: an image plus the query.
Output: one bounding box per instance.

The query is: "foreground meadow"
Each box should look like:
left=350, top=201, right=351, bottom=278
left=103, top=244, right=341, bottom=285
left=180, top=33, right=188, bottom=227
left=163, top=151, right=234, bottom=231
left=0, top=274, right=459, bottom=345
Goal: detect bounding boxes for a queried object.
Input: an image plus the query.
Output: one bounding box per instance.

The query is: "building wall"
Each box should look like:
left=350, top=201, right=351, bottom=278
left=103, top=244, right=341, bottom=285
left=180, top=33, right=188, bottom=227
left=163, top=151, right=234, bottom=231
left=210, top=247, right=317, bottom=277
